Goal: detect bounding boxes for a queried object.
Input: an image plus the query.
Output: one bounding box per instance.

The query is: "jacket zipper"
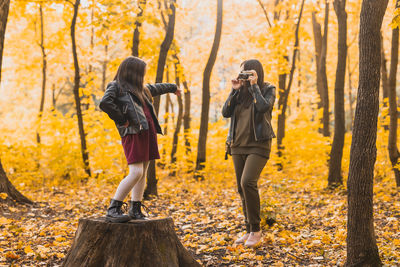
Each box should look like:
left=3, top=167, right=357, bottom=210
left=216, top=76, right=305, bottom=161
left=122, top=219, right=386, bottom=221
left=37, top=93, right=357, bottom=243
left=128, top=93, right=143, bottom=131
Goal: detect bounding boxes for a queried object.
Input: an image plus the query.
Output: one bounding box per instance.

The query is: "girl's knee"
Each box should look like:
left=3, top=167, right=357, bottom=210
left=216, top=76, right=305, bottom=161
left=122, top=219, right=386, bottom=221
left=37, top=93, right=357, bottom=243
left=130, top=170, right=144, bottom=179
left=241, top=178, right=257, bottom=190
left=127, top=166, right=144, bottom=182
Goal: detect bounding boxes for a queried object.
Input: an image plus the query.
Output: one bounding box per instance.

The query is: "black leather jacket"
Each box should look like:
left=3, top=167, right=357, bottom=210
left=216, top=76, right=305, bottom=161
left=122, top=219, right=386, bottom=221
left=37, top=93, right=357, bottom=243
left=222, top=83, right=276, bottom=143
left=99, top=81, right=177, bottom=138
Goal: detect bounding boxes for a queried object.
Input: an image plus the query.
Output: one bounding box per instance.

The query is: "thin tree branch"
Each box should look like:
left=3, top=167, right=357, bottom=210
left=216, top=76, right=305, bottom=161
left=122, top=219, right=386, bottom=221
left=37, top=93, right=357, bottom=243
left=257, top=0, right=273, bottom=27
left=158, top=0, right=168, bottom=31
left=284, top=0, right=305, bottom=98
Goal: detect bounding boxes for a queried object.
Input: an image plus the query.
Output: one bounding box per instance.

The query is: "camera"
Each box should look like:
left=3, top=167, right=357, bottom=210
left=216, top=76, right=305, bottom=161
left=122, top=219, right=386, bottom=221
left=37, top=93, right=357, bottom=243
left=238, top=71, right=253, bottom=80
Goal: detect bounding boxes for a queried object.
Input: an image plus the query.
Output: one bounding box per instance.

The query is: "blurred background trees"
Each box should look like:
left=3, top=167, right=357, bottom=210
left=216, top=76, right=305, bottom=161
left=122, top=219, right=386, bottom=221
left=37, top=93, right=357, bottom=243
left=1, top=0, right=400, bottom=263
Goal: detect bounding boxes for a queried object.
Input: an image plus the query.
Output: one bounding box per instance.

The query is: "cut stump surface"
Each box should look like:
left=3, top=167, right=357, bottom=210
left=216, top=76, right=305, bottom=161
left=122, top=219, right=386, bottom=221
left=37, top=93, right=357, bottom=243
left=63, top=217, right=200, bottom=267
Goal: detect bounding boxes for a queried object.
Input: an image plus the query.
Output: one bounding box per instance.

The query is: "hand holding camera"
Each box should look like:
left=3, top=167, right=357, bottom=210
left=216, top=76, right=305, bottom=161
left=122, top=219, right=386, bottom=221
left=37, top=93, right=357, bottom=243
left=231, top=79, right=241, bottom=90
left=237, top=70, right=258, bottom=85
left=232, top=70, right=258, bottom=90
left=238, top=70, right=253, bottom=80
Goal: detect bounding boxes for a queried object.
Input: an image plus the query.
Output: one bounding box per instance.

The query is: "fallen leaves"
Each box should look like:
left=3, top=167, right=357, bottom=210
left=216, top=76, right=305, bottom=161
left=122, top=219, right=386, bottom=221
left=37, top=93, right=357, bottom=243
left=5, top=251, right=19, bottom=260
left=0, top=127, right=399, bottom=266
left=24, top=245, right=34, bottom=256
left=1, top=168, right=399, bottom=266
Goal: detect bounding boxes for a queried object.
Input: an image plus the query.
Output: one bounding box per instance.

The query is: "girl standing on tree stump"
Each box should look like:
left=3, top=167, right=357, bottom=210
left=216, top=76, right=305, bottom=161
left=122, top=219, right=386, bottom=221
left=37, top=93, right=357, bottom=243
left=99, top=56, right=180, bottom=223
left=222, top=59, right=276, bottom=247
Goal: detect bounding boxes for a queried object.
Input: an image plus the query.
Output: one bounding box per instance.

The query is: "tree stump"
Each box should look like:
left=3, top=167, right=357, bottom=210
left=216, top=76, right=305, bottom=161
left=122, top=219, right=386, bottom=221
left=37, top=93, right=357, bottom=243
left=63, top=217, right=201, bottom=267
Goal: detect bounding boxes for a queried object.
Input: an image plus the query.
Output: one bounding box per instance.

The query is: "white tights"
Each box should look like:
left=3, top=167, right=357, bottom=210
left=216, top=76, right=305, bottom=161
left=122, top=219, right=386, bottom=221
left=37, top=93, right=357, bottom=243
left=113, top=161, right=150, bottom=202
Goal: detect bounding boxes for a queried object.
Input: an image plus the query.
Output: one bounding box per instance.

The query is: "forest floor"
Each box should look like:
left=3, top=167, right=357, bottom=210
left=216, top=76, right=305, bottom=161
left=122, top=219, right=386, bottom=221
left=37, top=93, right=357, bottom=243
left=1, top=164, right=399, bottom=267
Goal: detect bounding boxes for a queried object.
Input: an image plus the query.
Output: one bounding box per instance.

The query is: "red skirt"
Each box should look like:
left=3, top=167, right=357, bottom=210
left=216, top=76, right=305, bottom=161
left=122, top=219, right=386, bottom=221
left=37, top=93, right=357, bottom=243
left=121, top=103, right=160, bottom=164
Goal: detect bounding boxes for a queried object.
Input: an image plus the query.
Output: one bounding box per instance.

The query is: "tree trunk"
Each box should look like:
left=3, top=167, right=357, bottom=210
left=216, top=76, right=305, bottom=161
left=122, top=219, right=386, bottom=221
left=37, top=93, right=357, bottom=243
left=381, top=32, right=389, bottom=130
left=276, top=0, right=305, bottom=168
left=145, top=0, right=176, bottom=198
left=257, top=0, right=273, bottom=28
left=381, top=33, right=389, bottom=107
left=36, top=4, right=47, bottom=145
left=346, top=0, right=388, bottom=265
left=320, top=1, right=330, bottom=137
left=89, top=1, right=94, bottom=74
left=297, top=50, right=301, bottom=108
left=0, top=0, right=32, bottom=204
left=312, top=11, right=323, bottom=125
left=82, top=0, right=94, bottom=112
left=164, top=80, right=171, bottom=136
left=170, top=61, right=184, bottom=175
left=0, top=0, right=10, bottom=83
left=388, top=25, right=400, bottom=187
left=347, top=53, right=354, bottom=131
left=276, top=72, right=287, bottom=167
left=132, top=0, right=146, bottom=57
left=159, top=92, right=171, bottom=167
left=182, top=79, right=191, bottom=155
left=153, top=0, right=176, bottom=114
left=70, top=0, right=91, bottom=177
left=328, top=0, right=347, bottom=187
left=172, top=53, right=192, bottom=160
left=312, top=1, right=330, bottom=137
left=78, top=3, right=94, bottom=113
left=51, top=83, right=56, bottom=110
left=63, top=217, right=200, bottom=267
left=169, top=98, right=175, bottom=124
left=101, top=42, right=108, bottom=92
left=195, top=0, right=223, bottom=177
left=51, top=83, right=65, bottom=111
left=0, top=160, right=32, bottom=204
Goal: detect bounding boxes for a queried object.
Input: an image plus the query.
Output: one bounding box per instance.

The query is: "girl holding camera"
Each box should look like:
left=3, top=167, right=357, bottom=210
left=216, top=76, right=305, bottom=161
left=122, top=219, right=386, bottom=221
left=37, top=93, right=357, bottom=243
left=100, top=56, right=180, bottom=223
left=222, top=59, right=276, bottom=247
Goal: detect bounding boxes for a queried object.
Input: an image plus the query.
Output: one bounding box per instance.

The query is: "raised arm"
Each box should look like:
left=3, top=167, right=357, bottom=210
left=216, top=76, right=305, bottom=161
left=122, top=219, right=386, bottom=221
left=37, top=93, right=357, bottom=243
left=146, top=83, right=177, bottom=97
left=222, top=89, right=239, bottom=118
left=99, top=81, right=127, bottom=125
left=248, top=83, right=276, bottom=113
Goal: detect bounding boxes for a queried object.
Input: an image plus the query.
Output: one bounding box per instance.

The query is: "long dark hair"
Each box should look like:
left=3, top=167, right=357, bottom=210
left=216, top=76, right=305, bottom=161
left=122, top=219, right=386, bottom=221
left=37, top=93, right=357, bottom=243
left=238, top=59, right=265, bottom=107
left=241, top=59, right=264, bottom=88
left=114, top=56, right=152, bottom=104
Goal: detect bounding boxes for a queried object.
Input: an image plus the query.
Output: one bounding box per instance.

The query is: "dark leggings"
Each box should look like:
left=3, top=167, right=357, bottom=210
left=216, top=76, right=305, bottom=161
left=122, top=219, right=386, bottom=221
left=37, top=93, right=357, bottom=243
left=232, top=154, right=268, bottom=232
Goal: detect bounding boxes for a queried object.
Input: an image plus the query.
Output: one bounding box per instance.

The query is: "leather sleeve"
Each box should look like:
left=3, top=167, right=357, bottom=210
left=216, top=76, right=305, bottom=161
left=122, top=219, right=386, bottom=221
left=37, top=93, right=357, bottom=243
left=248, top=84, right=276, bottom=113
left=222, top=89, right=239, bottom=118
left=146, top=83, right=177, bottom=97
left=99, top=82, right=127, bottom=125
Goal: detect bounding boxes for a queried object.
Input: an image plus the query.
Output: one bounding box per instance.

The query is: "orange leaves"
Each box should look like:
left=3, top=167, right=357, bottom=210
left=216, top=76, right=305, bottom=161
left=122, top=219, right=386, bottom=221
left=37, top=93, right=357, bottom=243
left=5, top=251, right=19, bottom=260
left=0, top=217, right=11, bottom=225
left=278, top=230, right=296, bottom=245
left=391, top=7, right=400, bottom=29
left=35, top=245, right=50, bottom=260
left=55, top=236, right=66, bottom=242
left=24, top=245, right=34, bottom=256
left=1, top=149, right=400, bottom=266
left=0, top=77, right=399, bottom=267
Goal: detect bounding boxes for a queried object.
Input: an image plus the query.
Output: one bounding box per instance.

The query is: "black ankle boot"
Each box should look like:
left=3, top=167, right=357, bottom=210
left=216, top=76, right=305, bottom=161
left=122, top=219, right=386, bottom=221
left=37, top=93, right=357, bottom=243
left=106, top=199, right=131, bottom=223
left=129, top=201, right=148, bottom=220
